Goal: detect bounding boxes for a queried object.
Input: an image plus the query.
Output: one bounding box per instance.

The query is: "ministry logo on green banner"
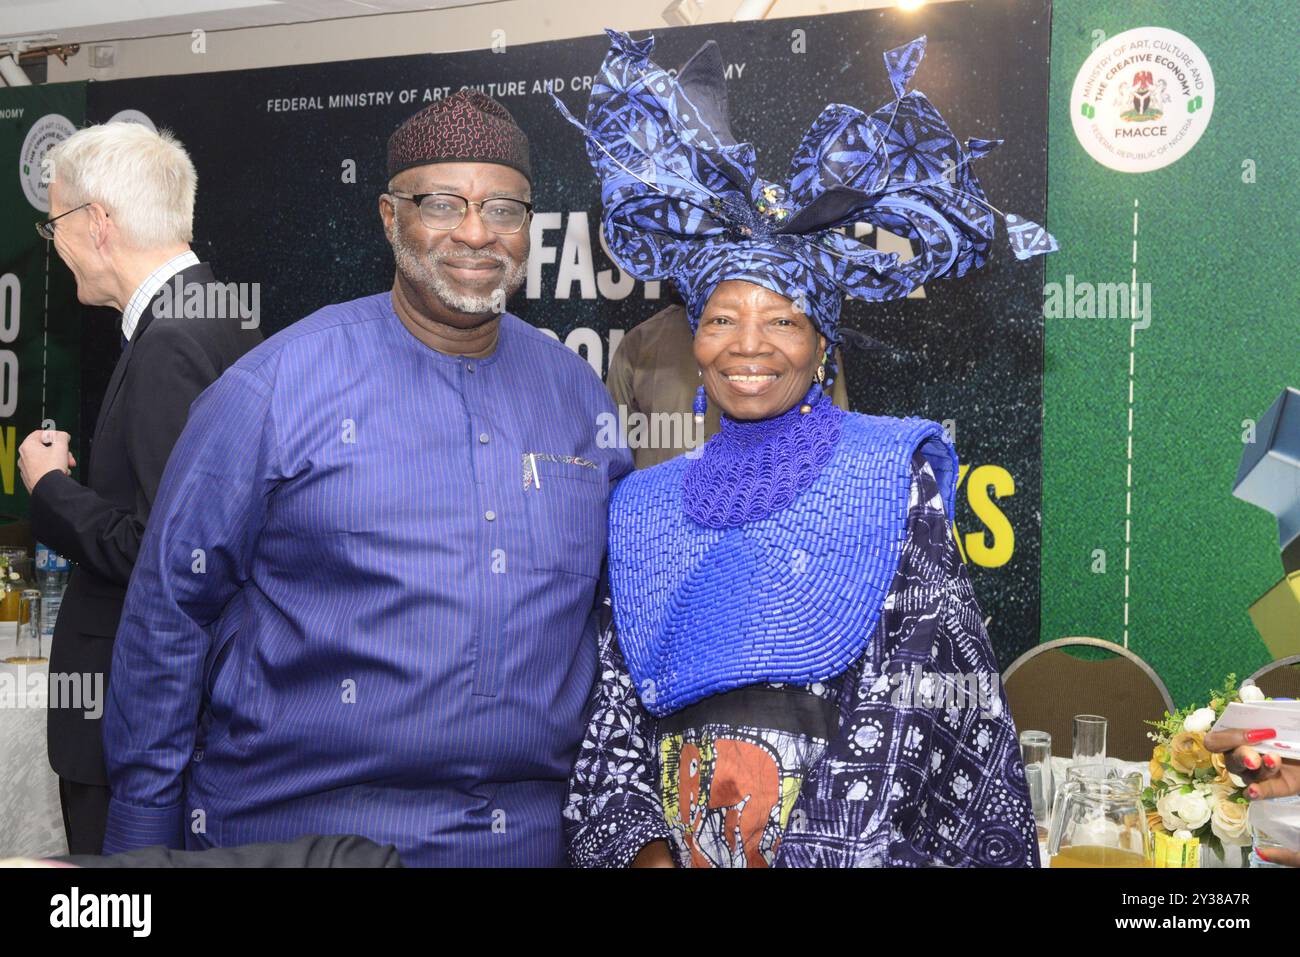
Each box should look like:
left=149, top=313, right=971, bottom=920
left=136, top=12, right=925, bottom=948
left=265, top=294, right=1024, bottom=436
left=18, top=112, right=75, bottom=212
left=1070, top=27, right=1214, bottom=173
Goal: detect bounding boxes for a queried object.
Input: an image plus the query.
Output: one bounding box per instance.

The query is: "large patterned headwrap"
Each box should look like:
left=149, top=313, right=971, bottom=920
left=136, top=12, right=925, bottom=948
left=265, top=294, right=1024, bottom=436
left=552, top=29, right=1057, bottom=343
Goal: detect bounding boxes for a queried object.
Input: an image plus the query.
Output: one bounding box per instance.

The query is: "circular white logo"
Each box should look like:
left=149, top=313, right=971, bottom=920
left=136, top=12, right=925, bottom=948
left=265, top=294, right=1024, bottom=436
left=19, top=113, right=77, bottom=212
left=1070, top=27, right=1214, bottom=173
left=108, top=109, right=157, bottom=131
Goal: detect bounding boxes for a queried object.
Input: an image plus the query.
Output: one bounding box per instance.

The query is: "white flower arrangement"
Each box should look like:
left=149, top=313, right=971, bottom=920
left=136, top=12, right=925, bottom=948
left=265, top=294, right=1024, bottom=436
left=1143, top=674, right=1256, bottom=860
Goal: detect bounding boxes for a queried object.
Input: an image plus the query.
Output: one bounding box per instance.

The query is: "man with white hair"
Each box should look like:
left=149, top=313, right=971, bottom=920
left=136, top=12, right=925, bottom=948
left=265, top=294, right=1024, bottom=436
left=19, top=121, right=262, bottom=854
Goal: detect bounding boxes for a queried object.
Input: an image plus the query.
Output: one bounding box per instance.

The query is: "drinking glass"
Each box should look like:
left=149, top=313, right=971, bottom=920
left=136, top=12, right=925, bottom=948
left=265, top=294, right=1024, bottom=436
left=6, top=589, right=43, bottom=663
left=1019, top=730, right=1053, bottom=828
left=1072, top=714, right=1107, bottom=765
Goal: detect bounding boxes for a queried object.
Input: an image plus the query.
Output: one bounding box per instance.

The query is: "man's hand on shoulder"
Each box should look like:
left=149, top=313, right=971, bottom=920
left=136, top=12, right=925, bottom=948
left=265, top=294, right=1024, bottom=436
left=18, top=429, right=76, bottom=494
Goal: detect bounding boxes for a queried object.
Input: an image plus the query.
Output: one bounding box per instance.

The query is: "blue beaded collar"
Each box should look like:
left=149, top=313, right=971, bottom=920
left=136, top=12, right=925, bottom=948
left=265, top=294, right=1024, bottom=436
left=683, top=393, right=845, bottom=528
left=608, top=408, right=957, bottom=717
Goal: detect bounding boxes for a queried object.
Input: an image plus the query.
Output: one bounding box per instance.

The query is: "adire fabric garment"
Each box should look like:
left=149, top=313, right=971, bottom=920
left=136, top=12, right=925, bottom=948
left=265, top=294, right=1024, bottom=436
left=102, top=293, right=631, bottom=865
left=608, top=395, right=958, bottom=716
left=552, top=29, right=1057, bottom=342
left=565, top=452, right=1039, bottom=868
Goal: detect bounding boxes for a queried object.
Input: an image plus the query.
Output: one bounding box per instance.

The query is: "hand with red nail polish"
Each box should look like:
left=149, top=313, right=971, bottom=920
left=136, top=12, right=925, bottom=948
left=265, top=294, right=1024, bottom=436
left=1204, top=727, right=1297, bottom=791
left=1255, top=846, right=1300, bottom=867
left=1204, top=731, right=1300, bottom=866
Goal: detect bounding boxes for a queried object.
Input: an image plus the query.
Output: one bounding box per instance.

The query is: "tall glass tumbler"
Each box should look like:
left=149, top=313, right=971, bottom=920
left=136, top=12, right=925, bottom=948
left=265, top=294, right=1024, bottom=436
left=7, top=588, right=43, bottom=663
left=1072, top=714, right=1108, bottom=766
left=1019, top=730, right=1053, bottom=831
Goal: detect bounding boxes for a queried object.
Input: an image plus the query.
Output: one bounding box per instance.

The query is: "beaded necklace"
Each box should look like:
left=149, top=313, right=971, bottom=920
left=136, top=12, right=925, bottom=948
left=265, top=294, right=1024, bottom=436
left=683, top=391, right=845, bottom=528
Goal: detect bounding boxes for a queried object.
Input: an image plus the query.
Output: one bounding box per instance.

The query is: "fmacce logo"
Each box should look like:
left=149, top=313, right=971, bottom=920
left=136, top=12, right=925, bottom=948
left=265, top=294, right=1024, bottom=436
left=1070, top=26, right=1214, bottom=173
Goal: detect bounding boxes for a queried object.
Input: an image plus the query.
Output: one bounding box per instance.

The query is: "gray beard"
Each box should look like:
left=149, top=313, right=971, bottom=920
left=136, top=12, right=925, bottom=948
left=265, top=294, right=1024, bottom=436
left=389, top=220, right=527, bottom=317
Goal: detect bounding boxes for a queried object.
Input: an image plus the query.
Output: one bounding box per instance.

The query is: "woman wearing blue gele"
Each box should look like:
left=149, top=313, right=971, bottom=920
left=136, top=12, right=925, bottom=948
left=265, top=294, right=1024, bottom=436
left=555, top=29, right=1057, bottom=868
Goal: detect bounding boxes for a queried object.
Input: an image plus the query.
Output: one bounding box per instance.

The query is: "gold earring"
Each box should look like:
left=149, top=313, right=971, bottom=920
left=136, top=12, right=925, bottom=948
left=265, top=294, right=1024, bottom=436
left=800, top=361, right=826, bottom=415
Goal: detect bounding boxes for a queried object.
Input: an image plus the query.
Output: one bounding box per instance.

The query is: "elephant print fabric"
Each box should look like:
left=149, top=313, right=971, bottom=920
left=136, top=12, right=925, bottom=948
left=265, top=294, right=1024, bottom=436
left=656, top=682, right=840, bottom=868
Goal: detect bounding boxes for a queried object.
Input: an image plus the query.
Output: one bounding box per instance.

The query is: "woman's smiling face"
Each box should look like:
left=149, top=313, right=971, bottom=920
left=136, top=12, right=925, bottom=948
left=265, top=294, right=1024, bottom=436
left=693, top=279, right=826, bottom=421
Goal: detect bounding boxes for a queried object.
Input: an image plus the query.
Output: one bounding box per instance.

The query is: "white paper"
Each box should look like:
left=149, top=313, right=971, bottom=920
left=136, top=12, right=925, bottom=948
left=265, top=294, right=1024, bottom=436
left=1211, top=700, right=1300, bottom=759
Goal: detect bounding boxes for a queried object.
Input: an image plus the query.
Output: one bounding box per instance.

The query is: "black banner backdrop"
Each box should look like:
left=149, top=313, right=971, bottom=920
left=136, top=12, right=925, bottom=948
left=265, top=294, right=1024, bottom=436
left=81, top=1, right=1050, bottom=665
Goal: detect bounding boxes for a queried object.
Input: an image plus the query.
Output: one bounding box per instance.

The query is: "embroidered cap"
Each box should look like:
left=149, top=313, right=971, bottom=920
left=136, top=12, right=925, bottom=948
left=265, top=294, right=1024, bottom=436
left=387, top=89, right=532, bottom=183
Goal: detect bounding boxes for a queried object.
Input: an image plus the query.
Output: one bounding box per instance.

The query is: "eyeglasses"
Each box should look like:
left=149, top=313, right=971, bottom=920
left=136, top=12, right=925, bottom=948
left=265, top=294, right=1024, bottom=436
left=35, top=202, right=94, bottom=241
left=388, top=191, right=532, bottom=235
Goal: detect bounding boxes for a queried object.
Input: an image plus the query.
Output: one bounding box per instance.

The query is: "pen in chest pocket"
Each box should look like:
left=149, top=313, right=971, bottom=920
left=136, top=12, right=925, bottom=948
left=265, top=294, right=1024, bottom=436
left=522, top=452, right=598, bottom=491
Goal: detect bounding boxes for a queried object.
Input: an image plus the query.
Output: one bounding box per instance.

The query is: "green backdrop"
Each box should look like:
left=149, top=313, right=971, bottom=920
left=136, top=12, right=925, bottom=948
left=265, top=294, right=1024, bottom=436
left=1042, top=0, right=1300, bottom=705
left=0, top=82, right=84, bottom=520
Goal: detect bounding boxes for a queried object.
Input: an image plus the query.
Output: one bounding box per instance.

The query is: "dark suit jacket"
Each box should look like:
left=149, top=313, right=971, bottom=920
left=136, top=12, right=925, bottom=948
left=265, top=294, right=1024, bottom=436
left=31, top=260, right=263, bottom=785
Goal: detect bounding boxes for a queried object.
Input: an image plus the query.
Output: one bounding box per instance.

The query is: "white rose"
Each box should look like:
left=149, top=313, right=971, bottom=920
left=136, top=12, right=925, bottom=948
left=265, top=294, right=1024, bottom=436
left=1170, top=790, right=1213, bottom=831
left=1157, top=790, right=1187, bottom=832
left=1182, top=707, right=1216, bottom=734
left=1174, top=828, right=1193, bottom=840
left=1209, top=782, right=1236, bottom=801
left=1239, top=683, right=1266, bottom=703
left=1210, top=799, right=1251, bottom=846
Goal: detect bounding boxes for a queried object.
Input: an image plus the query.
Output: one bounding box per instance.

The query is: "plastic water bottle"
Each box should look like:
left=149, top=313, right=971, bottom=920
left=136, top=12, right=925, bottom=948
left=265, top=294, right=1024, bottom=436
left=34, top=542, right=68, bottom=644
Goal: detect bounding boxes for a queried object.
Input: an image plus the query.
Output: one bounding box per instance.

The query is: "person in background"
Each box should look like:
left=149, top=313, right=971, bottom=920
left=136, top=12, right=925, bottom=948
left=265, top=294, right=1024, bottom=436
left=19, top=122, right=262, bottom=855
left=101, top=91, right=631, bottom=865
left=607, top=289, right=850, bottom=469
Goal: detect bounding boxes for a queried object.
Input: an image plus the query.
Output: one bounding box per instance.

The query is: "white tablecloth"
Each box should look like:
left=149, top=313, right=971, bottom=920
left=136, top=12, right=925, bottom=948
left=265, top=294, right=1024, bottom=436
left=0, top=627, right=67, bottom=860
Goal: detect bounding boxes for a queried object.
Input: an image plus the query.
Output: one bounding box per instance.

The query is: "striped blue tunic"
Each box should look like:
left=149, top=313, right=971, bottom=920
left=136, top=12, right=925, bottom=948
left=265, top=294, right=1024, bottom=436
left=102, top=292, right=632, bottom=865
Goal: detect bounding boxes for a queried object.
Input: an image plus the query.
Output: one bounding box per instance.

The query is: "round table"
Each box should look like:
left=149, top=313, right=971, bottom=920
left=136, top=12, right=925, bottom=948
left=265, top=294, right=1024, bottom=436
left=0, top=627, right=67, bottom=860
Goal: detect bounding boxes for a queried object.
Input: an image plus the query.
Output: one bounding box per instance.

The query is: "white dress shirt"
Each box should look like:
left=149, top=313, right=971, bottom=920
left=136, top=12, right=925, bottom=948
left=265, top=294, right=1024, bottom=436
left=120, top=250, right=200, bottom=342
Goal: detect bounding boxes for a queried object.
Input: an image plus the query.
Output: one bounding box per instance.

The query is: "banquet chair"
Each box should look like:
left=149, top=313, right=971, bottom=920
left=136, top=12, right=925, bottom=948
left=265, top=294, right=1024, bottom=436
left=1001, top=637, right=1175, bottom=761
left=1246, top=655, right=1300, bottom=698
